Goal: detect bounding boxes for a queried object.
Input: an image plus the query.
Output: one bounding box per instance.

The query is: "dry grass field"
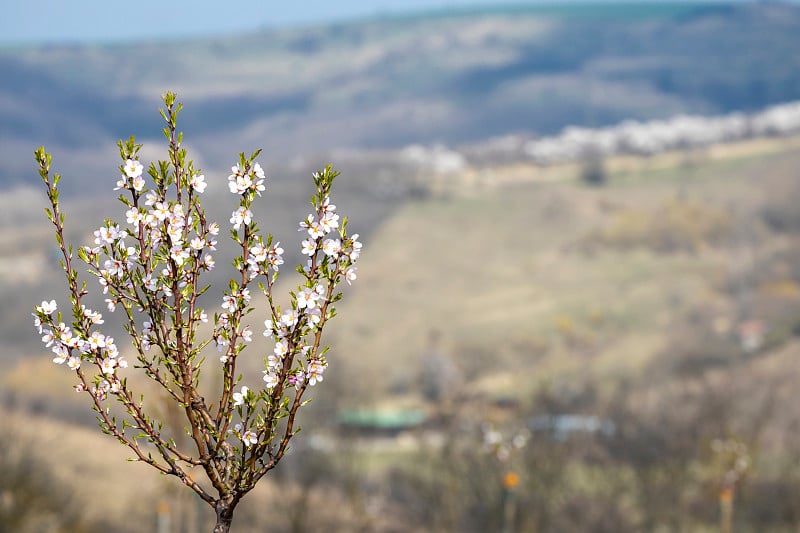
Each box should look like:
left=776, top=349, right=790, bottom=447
left=326, top=136, right=800, bottom=403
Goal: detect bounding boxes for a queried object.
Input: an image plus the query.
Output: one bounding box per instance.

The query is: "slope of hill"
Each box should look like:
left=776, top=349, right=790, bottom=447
left=3, top=2, right=800, bottom=190
left=323, top=137, right=800, bottom=404
left=6, top=133, right=800, bottom=531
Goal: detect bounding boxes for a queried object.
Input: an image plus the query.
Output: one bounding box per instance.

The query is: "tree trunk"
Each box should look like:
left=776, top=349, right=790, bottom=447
left=213, top=518, right=232, bottom=533
left=213, top=500, right=235, bottom=533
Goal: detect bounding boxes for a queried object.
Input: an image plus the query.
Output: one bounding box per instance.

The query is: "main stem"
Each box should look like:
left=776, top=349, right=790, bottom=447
left=214, top=500, right=236, bottom=533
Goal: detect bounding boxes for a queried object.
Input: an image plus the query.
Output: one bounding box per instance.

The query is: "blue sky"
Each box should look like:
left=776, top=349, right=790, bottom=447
left=0, top=0, right=536, bottom=45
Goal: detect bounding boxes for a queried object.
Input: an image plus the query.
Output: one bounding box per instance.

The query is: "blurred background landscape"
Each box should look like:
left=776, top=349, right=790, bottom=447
left=4, top=1, right=800, bottom=531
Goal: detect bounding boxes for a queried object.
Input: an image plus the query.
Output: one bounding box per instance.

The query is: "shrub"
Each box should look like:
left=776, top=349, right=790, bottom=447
left=32, top=93, right=363, bottom=532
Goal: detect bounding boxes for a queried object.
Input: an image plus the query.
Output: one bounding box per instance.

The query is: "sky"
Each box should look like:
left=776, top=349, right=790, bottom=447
left=0, top=0, right=536, bottom=45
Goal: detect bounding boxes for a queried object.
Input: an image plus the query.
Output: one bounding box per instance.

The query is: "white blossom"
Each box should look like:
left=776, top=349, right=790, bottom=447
left=346, top=267, right=358, bottom=285
left=322, top=238, right=341, bottom=258
left=37, top=300, right=57, bottom=315
left=124, top=159, right=143, bottom=179
left=230, top=207, right=253, bottom=230
left=190, top=173, right=207, bottom=194
left=232, top=386, right=249, bottom=407
left=263, top=371, right=279, bottom=390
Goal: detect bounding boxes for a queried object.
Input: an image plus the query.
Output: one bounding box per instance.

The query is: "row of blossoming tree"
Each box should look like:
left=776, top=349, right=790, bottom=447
left=32, top=93, right=362, bottom=532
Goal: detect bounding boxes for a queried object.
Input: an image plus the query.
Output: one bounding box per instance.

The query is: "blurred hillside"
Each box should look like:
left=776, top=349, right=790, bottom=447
left=3, top=2, right=800, bottom=190
left=6, top=130, right=800, bottom=531
left=6, top=3, right=800, bottom=531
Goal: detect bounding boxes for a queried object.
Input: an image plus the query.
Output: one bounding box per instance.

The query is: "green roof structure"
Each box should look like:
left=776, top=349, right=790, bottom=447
left=337, top=409, right=427, bottom=430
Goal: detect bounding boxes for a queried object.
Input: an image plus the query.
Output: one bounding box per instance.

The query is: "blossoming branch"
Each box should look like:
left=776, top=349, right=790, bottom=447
left=31, top=92, right=362, bottom=532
